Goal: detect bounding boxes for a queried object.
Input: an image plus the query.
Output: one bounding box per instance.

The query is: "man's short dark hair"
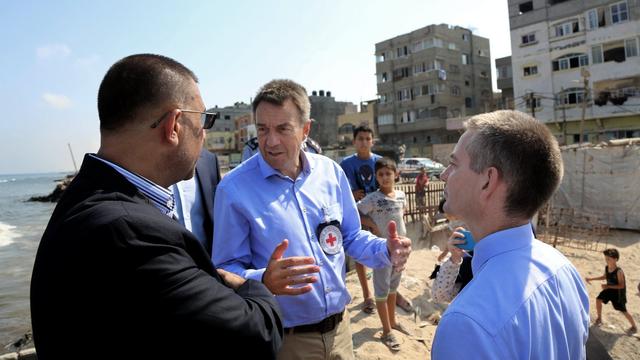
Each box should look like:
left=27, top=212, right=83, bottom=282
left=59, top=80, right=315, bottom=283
left=252, top=79, right=310, bottom=125
left=603, top=248, right=620, bottom=260
left=353, top=125, right=373, bottom=139
left=97, top=54, right=198, bottom=132
left=464, top=110, right=563, bottom=219
left=375, top=157, right=397, bottom=173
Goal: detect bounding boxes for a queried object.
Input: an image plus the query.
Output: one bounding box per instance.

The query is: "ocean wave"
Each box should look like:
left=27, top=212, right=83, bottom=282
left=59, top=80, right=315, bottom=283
left=0, top=222, right=21, bottom=247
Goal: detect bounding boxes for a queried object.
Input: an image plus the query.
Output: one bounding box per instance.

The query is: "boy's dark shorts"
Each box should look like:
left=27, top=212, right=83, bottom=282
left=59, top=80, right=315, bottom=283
left=597, top=289, right=627, bottom=312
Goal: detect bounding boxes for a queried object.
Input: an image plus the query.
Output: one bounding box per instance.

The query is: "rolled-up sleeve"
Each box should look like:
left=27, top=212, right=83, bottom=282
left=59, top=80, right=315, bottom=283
left=212, top=180, right=266, bottom=281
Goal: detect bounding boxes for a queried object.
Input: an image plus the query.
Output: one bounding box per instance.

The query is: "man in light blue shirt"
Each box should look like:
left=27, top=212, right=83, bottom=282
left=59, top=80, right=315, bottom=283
left=432, top=110, right=589, bottom=359
left=213, top=79, right=412, bottom=360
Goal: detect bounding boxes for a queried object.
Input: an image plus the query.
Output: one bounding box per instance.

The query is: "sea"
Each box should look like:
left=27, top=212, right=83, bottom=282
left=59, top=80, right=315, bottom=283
left=0, top=172, right=68, bottom=351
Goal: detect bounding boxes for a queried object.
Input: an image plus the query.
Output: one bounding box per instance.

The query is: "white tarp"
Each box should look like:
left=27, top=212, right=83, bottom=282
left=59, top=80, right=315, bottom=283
left=553, top=139, right=640, bottom=230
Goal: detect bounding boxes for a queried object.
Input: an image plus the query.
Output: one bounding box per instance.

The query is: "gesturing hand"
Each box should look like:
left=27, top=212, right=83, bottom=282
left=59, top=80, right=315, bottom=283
left=263, top=239, right=320, bottom=295
left=385, top=220, right=412, bottom=272
left=446, top=227, right=466, bottom=264
left=217, top=268, right=246, bottom=290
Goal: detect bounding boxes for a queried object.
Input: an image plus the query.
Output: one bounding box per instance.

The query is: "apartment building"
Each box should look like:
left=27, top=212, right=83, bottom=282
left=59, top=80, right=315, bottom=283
left=206, top=102, right=252, bottom=133
left=309, top=90, right=357, bottom=147
left=496, top=56, right=515, bottom=109
left=509, top=0, right=640, bottom=144
left=374, top=24, right=493, bottom=155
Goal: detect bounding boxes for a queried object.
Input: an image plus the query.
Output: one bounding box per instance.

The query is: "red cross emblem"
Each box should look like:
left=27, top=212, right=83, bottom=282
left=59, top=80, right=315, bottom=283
left=326, top=233, right=337, bottom=247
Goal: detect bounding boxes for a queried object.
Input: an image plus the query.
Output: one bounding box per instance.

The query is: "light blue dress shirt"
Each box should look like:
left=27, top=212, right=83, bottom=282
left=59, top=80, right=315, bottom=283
left=213, top=151, right=392, bottom=328
left=172, top=178, right=207, bottom=247
left=432, top=224, right=589, bottom=360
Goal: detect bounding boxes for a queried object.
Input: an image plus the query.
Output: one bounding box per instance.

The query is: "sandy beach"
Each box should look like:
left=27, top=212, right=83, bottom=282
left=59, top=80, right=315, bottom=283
left=346, top=223, right=640, bottom=360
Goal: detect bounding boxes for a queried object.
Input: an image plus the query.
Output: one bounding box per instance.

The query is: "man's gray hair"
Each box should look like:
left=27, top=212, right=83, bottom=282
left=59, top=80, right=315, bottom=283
left=464, top=110, right=563, bottom=219
left=252, top=79, right=311, bottom=125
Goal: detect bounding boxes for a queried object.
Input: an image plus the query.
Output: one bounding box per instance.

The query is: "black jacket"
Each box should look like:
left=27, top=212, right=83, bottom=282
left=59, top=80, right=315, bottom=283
left=30, top=154, right=283, bottom=359
left=194, top=149, right=221, bottom=257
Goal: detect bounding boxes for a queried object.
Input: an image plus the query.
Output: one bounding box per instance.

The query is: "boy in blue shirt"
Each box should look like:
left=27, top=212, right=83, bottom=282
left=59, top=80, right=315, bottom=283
left=340, top=126, right=381, bottom=314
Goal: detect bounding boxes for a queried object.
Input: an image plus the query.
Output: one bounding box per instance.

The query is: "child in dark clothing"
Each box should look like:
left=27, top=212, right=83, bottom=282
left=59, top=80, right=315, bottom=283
left=586, top=248, right=637, bottom=335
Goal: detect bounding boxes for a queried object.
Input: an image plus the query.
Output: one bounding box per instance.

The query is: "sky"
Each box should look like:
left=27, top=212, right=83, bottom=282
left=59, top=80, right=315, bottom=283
left=0, top=0, right=511, bottom=175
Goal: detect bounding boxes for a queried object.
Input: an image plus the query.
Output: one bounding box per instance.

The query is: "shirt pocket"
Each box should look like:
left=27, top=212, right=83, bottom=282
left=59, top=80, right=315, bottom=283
left=323, top=203, right=343, bottom=223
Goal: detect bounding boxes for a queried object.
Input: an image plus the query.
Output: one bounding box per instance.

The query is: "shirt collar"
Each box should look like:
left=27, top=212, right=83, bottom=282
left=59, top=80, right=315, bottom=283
left=89, top=154, right=175, bottom=217
left=471, top=223, right=535, bottom=275
left=257, top=150, right=313, bottom=180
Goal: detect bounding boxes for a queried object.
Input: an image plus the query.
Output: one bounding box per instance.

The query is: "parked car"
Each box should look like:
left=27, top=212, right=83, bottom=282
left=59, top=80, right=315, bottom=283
left=398, top=157, right=445, bottom=180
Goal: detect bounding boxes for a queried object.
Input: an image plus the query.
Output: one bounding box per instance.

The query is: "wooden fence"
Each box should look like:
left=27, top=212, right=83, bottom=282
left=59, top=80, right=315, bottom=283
left=537, top=205, right=610, bottom=252
left=394, top=180, right=445, bottom=224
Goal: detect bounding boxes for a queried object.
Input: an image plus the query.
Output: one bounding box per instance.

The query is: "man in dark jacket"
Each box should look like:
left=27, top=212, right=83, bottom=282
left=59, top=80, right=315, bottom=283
left=30, top=54, right=283, bottom=359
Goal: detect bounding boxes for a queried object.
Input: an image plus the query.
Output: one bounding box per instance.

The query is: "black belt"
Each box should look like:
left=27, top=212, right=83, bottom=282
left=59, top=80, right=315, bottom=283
left=285, top=311, right=344, bottom=334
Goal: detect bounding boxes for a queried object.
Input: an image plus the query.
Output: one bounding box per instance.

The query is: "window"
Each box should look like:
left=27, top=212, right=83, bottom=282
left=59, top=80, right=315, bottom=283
left=497, top=65, right=512, bottom=79
left=414, top=63, right=426, bottom=74
left=625, top=38, right=638, bottom=58
left=462, top=53, right=470, bottom=65
left=462, top=33, right=470, bottom=41
left=558, top=88, right=586, bottom=105
left=592, top=45, right=603, bottom=64
left=396, top=46, right=409, bottom=58
left=382, top=72, right=387, bottom=82
left=611, top=1, right=628, bottom=24
left=401, top=111, right=416, bottom=123
left=522, top=33, right=536, bottom=44
left=523, top=65, right=538, bottom=76
left=378, top=93, right=388, bottom=104
left=603, top=40, right=626, bottom=62
left=587, top=9, right=598, bottom=29
left=451, top=86, right=461, bottom=96
left=554, top=20, right=579, bottom=37
left=433, top=38, right=444, bottom=47
left=525, top=96, right=541, bottom=108
left=376, top=52, right=386, bottom=63
left=396, top=88, right=411, bottom=101
left=519, top=1, right=533, bottom=14
left=224, top=115, right=231, bottom=120
left=552, top=54, right=588, bottom=71
left=478, top=49, right=489, bottom=57
left=413, top=41, right=424, bottom=53
left=448, top=43, right=458, bottom=50
left=393, top=67, right=410, bottom=81
left=480, top=70, right=489, bottom=78
left=377, top=114, right=393, bottom=125
left=465, top=97, right=473, bottom=108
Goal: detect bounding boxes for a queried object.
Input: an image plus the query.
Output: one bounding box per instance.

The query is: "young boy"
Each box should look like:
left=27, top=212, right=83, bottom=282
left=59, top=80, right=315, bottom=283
left=586, top=248, right=637, bottom=334
left=357, top=158, right=411, bottom=351
left=340, top=126, right=412, bottom=315
left=340, top=125, right=380, bottom=314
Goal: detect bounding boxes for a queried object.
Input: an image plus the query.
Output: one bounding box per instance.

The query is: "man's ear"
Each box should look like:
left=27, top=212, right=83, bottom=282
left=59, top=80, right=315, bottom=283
left=481, top=166, right=501, bottom=195
left=303, top=120, right=311, bottom=137
left=162, top=109, right=181, bottom=145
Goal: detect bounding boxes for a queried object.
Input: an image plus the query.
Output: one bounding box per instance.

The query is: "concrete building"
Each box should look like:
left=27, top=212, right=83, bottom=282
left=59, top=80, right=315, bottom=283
left=309, top=90, right=357, bottom=147
left=206, top=102, right=252, bottom=133
left=336, top=100, right=378, bottom=145
left=495, top=56, right=515, bottom=109
left=508, top=0, right=640, bottom=144
left=234, top=113, right=255, bottom=151
left=374, top=23, right=493, bottom=156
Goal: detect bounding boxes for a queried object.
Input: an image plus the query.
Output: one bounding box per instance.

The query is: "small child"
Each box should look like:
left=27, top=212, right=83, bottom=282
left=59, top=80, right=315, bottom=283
left=357, top=158, right=410, bottom=351
left=586, top=248, right=637, bottom=335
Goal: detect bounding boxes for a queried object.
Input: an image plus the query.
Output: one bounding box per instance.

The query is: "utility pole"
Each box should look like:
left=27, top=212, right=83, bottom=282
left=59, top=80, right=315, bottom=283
left=578, top=68, right=590, bottom=144
left=67, top=143, right=78, bottom=174
left=560, top=87, right=567, bottom=145
left=529, top=92, right=536, bottom=118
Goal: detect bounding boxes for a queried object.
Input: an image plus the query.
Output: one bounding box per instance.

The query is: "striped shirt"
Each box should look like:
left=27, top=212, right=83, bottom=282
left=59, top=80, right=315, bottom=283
left=89, top=154, right=175, bottom=217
